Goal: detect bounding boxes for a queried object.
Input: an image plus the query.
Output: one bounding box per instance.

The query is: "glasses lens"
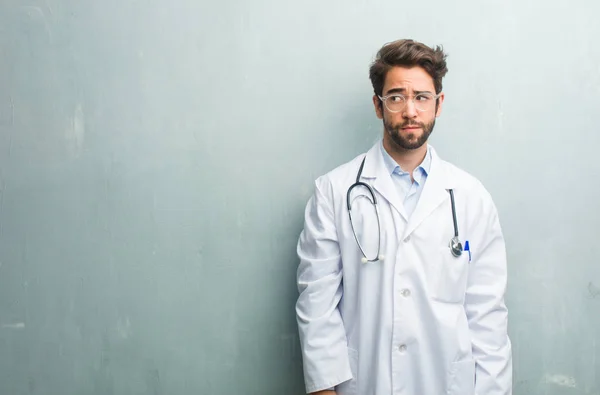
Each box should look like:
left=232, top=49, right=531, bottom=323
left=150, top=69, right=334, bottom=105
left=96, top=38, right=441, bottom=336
left=414, top=93, right=436, bottom=112
left=383, top=94, right=437, bottom=112
left=384, top=95, right=406, bottom=112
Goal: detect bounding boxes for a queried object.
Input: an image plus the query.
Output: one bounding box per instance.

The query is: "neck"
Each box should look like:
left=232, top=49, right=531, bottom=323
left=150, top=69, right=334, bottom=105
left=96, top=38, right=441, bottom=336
left=382, top=136, right=428, bottom=176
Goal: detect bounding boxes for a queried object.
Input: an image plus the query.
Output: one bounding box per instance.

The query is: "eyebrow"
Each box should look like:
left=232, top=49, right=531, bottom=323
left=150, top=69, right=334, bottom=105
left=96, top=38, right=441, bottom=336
left=384, top=88, right=434, bottom=95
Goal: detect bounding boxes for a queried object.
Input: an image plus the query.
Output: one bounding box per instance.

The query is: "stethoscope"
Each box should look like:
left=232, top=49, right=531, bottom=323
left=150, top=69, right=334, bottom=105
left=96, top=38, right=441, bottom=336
left=347, top=156, right=463, bottom=263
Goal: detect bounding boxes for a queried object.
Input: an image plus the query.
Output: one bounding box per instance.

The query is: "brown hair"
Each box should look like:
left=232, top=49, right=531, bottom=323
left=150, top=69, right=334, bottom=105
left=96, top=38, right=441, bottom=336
left=369, top=39, right=448, bottom=97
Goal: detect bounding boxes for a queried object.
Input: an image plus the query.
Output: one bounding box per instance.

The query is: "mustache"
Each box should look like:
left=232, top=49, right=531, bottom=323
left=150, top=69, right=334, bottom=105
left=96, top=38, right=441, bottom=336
left=400, top=121, right=425, bottom=128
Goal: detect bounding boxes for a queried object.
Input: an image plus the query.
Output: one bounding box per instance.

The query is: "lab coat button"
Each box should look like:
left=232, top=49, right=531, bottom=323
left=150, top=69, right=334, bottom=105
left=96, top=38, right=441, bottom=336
left=404, top=236, right=411, bottom=242
left=398, top=344, right=407, bottom=352
left=401, top=289, right=411, bottom=297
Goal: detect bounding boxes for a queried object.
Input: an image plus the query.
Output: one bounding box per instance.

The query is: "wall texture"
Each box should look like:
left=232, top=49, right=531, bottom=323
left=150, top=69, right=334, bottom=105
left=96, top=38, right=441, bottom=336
left=0, top=0, right=599, bottom=394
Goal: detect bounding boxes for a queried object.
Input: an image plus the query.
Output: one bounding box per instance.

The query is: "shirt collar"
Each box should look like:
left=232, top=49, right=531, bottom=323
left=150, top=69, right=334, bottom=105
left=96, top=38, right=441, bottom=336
left=379, top=139, right=432, bottom=180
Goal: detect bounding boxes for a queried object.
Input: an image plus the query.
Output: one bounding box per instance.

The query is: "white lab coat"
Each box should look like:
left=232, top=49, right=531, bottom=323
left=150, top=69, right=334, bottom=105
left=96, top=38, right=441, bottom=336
left=296, top=141, right=512, bottom=395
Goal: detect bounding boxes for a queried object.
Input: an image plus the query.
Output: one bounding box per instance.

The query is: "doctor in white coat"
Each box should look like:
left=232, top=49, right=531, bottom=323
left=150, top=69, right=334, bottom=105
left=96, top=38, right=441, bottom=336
left=295, top=39, right=512, bottom=395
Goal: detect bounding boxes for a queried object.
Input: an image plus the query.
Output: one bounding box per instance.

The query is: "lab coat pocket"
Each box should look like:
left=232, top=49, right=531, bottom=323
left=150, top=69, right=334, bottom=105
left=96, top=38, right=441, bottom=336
left=336, top=347, right=358, bottom=395
left=447, top=359, right=475, bottom=395
left=431, top=247, right=470, bottom=304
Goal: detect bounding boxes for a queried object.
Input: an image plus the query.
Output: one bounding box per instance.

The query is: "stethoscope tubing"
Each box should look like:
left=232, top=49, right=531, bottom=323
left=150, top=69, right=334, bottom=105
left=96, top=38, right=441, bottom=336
left=347, top=156, right=463, bottom=262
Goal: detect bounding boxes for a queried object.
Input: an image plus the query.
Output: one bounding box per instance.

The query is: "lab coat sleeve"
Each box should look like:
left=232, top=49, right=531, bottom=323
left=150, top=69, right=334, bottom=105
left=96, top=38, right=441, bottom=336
left=465, top=186, right=513, bottom=395
left=295, top=177, right=352, bottom=393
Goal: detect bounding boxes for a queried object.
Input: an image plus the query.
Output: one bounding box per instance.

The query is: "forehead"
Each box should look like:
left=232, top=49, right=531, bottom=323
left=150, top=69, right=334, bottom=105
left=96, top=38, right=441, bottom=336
left=383, top=66, right=435, bottom=94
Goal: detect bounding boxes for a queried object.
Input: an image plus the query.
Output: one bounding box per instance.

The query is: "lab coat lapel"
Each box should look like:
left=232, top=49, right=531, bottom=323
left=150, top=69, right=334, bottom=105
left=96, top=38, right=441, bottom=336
left=403, top=147, right=453, bottom=239
left=361, top=143, right=408, bottom=221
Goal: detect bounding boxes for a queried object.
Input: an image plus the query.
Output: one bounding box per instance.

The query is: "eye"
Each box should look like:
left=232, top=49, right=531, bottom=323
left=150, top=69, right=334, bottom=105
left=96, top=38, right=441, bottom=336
left=415, top=93, right=434, bottom=102
left=389, top=95, right=405, bottom=103
left=415, top=93, right=433, bottom=103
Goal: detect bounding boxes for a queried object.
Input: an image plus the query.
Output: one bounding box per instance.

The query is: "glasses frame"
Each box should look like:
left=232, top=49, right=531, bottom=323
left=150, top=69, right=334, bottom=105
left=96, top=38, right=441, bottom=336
left=378, top=92, right=441, bottom=113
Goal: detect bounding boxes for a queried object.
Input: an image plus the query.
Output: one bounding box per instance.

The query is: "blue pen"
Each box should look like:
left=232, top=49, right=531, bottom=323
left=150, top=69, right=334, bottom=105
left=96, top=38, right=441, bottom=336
left=464, top=241, right=471, bottom=262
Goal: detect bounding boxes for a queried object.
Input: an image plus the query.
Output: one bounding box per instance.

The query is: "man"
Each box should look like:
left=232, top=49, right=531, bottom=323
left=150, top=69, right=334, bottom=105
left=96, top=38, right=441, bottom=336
left=295, top=39, right=512, bottom=395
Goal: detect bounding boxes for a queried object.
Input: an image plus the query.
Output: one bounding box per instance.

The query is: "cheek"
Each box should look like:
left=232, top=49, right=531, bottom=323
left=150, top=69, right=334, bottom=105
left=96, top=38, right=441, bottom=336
left=383, top=111, right=403, bottom=124
left=382, top=113, right=394, bottom=128
left=420, top=112, right=437, bottom=125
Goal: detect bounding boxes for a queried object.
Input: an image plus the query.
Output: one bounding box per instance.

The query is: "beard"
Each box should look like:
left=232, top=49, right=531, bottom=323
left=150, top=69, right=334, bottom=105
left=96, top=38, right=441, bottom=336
left=383, top=115, right=436, bottom=150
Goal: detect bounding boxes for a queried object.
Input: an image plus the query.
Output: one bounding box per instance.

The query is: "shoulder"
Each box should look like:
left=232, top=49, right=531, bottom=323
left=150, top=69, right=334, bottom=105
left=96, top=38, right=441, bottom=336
left=438, top=155, right=498, bottom=211
left=314, top=152, right=366, bottom=195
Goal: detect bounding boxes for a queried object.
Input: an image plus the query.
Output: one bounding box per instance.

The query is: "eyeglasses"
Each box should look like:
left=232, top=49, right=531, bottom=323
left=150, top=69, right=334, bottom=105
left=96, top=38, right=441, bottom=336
left=378, top=92, right=441, bottom=113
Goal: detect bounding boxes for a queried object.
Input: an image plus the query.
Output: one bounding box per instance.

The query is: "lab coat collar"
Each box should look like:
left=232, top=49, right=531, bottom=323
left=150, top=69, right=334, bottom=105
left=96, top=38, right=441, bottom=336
left=361, top=140, right=455, bottom=233
left=360, top=142, right=407, bottom=219
left=404, top=145, right=454, bottom=239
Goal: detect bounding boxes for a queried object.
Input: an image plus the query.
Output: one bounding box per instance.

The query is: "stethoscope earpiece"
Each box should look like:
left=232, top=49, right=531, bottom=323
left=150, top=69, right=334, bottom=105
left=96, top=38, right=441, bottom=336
left=361, top=254, right=385, bottom=264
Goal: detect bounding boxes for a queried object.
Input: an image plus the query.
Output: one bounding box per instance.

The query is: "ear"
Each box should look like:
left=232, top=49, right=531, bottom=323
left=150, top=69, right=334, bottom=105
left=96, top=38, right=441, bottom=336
left=373, top=95, right=383, bottom=119
left=435, top=92, right=445, bottom=118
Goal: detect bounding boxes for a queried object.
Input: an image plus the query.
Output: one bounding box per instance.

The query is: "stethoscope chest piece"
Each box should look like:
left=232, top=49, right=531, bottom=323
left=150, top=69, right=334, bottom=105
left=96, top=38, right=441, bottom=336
left=449, top=236, right=463, bottom=257
left=447, top=189, right=463, bottom=258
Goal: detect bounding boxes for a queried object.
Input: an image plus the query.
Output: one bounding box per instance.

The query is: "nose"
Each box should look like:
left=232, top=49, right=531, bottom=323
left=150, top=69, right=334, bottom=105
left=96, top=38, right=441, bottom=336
left=403, top=99, right=418, bottom=119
